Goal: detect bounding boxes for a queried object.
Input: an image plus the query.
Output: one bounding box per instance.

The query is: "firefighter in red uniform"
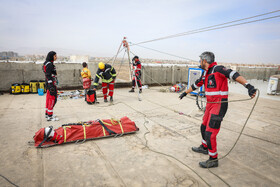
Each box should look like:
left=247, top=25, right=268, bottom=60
left=129, top=56, right=142, bottom=93
left=179, top=51, right=256, bottom=168
left=93, top=62, right=117, bottom=102
left=43, top=51, right=59, bottom=121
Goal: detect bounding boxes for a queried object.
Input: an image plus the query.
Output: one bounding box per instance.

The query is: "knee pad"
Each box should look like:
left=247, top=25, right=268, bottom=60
left=209, top=114, right=223, bottom=129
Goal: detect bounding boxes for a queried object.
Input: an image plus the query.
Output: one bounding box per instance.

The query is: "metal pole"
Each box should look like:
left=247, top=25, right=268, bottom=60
left=123, top=37, right=141, bottom=101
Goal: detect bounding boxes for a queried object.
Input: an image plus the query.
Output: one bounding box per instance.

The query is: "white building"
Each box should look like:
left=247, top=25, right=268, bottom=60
left=69, top=55, right=89, bottom=63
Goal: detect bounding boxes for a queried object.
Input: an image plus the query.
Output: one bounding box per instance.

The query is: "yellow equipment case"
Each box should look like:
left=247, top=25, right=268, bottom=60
left=30, top=80, right=39, bottom=93
left=21, top=83, right=30, bottom=94
left=11, top=83, right=21, bottom=94
left=38, top=80, right=46, bottom=93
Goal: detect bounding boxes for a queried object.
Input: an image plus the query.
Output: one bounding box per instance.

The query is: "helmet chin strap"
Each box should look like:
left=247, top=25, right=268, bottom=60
left=38, top=126, right=53, bottom=147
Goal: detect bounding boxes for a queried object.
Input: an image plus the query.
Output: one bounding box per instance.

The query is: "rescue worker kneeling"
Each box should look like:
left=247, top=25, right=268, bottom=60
left=179, top=51, right=257, bottom=168
left=93, top=62, right=116, bottom=102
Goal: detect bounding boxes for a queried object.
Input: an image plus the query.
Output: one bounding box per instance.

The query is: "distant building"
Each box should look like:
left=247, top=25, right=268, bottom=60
left=70, top=55, right=89, bottom=63
left=0, top=51, right=19, bottom=60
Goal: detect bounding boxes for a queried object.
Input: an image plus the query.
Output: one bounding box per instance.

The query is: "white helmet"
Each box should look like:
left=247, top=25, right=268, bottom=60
left=44, top=127, right=55, bottom=137
left=170, top=87, right=175, bottom=92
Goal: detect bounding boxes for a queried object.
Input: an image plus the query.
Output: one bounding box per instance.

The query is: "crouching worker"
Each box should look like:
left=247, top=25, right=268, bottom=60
left=179, top=51, right=257, bottom=168
left=81, top=62, right=92, bottom=101
left=43, top=51, right=59, bottom=121
left=93, top=62, right=116, bottom=102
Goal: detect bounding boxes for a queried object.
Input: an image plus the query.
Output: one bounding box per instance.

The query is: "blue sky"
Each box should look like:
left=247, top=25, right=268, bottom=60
left=0, top=0, right=279, bottom=64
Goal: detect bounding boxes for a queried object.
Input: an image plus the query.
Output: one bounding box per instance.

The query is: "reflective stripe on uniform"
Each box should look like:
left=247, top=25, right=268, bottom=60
left=48, top=80, right=52, bottom=83
left=211, top=65, right=217, bottom=74
left=229, top=70, right=237, bottom=80
left=208, top=151, right=217, bottom=156
left=102, top=78, right=113, bottom=83
left=48, top=109, right=53, bottom=112
left=193, top=84, right=199, bottom=89
left=205, top=91, right=228, bottom=96
left=202, top=139, right=207, bottom=145
left=93, top=82, right=99, bottom=86
left=45, top=62, right=51, bottom=66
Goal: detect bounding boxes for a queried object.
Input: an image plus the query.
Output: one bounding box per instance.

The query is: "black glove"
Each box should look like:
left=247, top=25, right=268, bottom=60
left=179, top=92, right=187, bottom=100
left=48, top=84, right=57, bottom=96
left=245, top=83, right=256, bottom=97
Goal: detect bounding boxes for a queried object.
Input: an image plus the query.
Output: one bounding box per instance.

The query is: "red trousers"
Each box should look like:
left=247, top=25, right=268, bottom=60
left=45, top=89, right=57, bottom=117
left=201, top=98, right=228, bottom=158
left=132, top=72, right=142, bottom=89
left=102, top=80, right=115, bottom=99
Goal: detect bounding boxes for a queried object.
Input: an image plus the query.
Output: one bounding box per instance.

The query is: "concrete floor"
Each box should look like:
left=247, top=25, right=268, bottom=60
left=0, top=86, right=279, bottom=187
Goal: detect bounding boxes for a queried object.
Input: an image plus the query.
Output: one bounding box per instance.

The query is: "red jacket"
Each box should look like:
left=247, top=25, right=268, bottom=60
left=133, top=59, right=141, bottom=74
left=43, top=61, right=57, bottom=86
left=191, top=62, right=240, bottom=101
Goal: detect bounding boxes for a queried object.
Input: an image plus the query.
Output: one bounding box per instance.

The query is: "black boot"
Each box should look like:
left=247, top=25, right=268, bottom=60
left=110, top=96, right=113, bottom=102
left=129, top=88, right=135, bottom=92
left=104, top=98, right=108, bottom=103
left=139, top=89, right=142, bottom=93
left=199, top=157, right=218, bottom=168
left=192, top=145, right=208, bottom=155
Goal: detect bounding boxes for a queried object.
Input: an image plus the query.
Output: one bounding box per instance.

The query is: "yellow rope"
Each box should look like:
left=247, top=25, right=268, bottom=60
left=110, top=118, right=119, bottom=125
left=105, top=119, right=124, bottom=134
left=63, top=126, right=71, bottom=143
left=117, top=120, right=124, bottom=134
left=101, top=120, right=112, bottom=126
left=83, top=125, right=86, bottom=140
left=102, top=127, right=106, bottom=136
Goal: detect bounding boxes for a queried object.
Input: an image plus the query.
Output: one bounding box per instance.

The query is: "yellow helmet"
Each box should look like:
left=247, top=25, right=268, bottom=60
left=98, top=62, right=105, bottom=70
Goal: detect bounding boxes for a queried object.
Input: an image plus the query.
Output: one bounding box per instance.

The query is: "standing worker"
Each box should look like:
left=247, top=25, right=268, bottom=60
left=179, top=51, right=257, bottom=168
left=129, top=56, right=142, bottom=93
left=81, top=62, right=92, bottom=101
left=93, top=62, right=117, bottom=102
left=43, top=51, right=59, bottom=121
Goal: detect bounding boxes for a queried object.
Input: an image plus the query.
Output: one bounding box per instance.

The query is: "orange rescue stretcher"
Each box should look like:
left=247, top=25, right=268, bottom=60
left=33, top=116, right=139, bottom=148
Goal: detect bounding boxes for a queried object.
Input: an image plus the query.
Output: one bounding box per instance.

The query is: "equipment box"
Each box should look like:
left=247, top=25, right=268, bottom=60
left=188, top=68, right=204, bottom=95
left=267, top=75, right=280, bottom=95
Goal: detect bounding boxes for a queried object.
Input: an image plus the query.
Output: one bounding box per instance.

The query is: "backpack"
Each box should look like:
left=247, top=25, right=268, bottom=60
left=86, top=89, right=96, bottom=104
